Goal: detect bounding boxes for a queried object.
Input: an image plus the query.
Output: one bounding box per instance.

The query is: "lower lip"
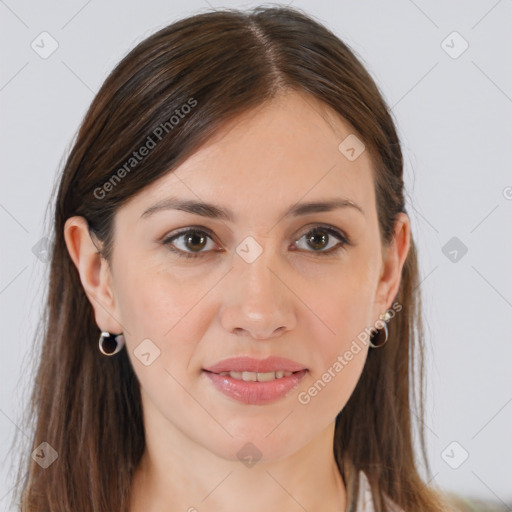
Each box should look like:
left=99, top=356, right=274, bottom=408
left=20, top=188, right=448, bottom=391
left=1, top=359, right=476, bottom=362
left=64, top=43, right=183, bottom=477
left=203, top=370, right=308, bottom=405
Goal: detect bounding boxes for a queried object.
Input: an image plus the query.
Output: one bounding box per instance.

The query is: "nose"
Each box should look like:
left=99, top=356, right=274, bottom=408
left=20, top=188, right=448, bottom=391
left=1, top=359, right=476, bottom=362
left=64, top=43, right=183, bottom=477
left=219, top=244, right=297, bottom=340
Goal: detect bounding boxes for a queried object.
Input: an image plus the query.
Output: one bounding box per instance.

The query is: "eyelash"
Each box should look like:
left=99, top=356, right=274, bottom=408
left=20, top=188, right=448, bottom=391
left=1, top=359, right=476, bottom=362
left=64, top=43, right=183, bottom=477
left=161, top=225, right=351, bottom=260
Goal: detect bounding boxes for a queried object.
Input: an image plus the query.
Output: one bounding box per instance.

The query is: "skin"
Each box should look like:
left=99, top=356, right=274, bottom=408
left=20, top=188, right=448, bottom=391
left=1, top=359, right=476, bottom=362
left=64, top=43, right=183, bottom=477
left=64, top=90, right=410, bottom=512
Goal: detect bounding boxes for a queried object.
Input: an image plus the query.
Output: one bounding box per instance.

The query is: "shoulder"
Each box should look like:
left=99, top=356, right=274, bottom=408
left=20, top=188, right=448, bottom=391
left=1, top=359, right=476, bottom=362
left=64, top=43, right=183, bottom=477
left=356, top=471, right=405, bottom=512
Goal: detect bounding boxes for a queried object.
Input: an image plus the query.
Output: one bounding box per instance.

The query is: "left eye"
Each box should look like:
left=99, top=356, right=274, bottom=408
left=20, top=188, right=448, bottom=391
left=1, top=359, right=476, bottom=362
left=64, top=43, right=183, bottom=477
left=162, top=225, right=349, bottom=259
left=293, top=226, right=348, bottom=255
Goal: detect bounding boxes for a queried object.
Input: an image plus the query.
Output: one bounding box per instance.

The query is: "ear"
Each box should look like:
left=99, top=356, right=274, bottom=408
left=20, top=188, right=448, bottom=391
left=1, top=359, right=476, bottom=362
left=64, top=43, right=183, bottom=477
left=374, top=212, right=411, bottom=314
left=63, top=216, right=123, bottom=334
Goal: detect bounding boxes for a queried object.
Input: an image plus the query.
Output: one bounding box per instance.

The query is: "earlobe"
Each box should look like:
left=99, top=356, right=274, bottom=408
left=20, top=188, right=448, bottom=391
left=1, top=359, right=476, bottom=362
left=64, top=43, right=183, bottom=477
left=63, top=216, right=122, bottom=333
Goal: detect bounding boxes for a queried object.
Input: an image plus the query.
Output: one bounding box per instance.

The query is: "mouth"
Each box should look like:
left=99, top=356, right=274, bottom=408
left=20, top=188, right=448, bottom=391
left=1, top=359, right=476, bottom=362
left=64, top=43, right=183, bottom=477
left=202, top=357, right=308, bottom=405
left=204, top=369, right=303, bottom=382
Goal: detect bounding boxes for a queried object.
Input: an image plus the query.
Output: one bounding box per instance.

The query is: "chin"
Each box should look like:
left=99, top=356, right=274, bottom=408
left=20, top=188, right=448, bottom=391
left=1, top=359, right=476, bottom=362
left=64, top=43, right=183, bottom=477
left=198, top=423, right=311, bottom=464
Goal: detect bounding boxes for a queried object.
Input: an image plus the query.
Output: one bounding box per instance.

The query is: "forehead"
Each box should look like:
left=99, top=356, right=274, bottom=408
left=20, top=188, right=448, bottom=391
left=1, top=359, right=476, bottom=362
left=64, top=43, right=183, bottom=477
left=119, top=90, right=375, bottom=224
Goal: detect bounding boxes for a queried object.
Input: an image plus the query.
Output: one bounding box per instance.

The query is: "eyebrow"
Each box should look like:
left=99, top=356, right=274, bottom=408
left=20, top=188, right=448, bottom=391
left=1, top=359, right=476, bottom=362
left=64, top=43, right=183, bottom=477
left=140, top=196, right=364, bottom=221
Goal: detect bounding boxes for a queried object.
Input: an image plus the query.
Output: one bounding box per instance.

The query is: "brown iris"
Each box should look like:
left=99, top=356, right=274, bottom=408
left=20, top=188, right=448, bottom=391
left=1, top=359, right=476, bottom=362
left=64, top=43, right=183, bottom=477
left=183, top=231, right=208, bottom=252
left=305, top=229, right=329, bottom=251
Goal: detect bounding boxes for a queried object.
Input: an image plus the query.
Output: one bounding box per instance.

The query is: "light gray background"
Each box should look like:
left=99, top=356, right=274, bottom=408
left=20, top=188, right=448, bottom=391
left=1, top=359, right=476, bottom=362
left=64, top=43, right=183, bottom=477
left=1, top=0, right=511, bottom=508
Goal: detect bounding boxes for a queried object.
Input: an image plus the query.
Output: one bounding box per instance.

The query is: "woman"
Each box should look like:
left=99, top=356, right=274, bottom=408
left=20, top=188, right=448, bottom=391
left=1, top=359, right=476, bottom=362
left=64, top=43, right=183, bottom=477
left=15, top=6, right=457, bottom=511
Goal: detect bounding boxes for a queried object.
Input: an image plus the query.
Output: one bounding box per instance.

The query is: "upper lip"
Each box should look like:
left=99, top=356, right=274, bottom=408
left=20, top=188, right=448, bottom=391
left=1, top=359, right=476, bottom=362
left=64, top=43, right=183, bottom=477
left=203, top=356, right=307, bottom=374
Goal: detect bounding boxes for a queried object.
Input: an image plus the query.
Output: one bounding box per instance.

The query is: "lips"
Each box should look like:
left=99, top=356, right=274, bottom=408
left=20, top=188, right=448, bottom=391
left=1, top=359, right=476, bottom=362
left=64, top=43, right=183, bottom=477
left=203, top=355, right=307, bottom=374
left=202, top=356, right=308, bottom=405
left=203, top=369, right=308, bottom=405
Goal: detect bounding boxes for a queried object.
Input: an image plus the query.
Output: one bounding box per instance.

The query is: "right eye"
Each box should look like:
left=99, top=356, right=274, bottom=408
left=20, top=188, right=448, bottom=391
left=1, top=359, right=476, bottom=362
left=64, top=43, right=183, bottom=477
left=162, top=228, right=220, bottom=259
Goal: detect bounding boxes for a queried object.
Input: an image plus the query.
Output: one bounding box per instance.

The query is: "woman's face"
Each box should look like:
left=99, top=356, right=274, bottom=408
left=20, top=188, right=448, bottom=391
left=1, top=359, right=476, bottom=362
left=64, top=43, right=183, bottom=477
left=70, top=90, right=410, bottom=463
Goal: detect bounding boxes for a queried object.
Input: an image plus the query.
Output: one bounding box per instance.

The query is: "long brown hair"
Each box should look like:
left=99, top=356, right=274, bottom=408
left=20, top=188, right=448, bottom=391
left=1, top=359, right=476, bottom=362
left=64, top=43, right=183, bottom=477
left=14, top=6, right=452, bottom=511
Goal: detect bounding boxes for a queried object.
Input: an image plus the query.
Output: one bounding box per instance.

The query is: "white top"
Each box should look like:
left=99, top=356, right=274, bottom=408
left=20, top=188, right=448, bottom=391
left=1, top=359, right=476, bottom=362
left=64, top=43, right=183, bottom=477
left=356, top=471, right=404, bottom=512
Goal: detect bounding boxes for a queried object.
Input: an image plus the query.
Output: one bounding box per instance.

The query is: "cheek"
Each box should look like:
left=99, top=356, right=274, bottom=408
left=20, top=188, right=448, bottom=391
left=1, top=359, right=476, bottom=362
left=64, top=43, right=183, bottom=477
left=297, top=277, right=371, bottom=416
left=297, top=349, right=367, bottom=420
left=116, top=253, right=193, bottom=321
left=113, top=259, right=215, bottom=362
left=304, top=263, right=377, bottom=353
left=296, top=262, right=374, bottom=411
left=113, top=262, right=215, bottom=418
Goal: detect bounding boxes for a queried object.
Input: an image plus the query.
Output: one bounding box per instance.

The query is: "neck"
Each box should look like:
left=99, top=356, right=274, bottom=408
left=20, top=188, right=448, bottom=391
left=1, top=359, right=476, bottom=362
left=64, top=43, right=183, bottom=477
left=129, top=401, right=346, bottom=512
